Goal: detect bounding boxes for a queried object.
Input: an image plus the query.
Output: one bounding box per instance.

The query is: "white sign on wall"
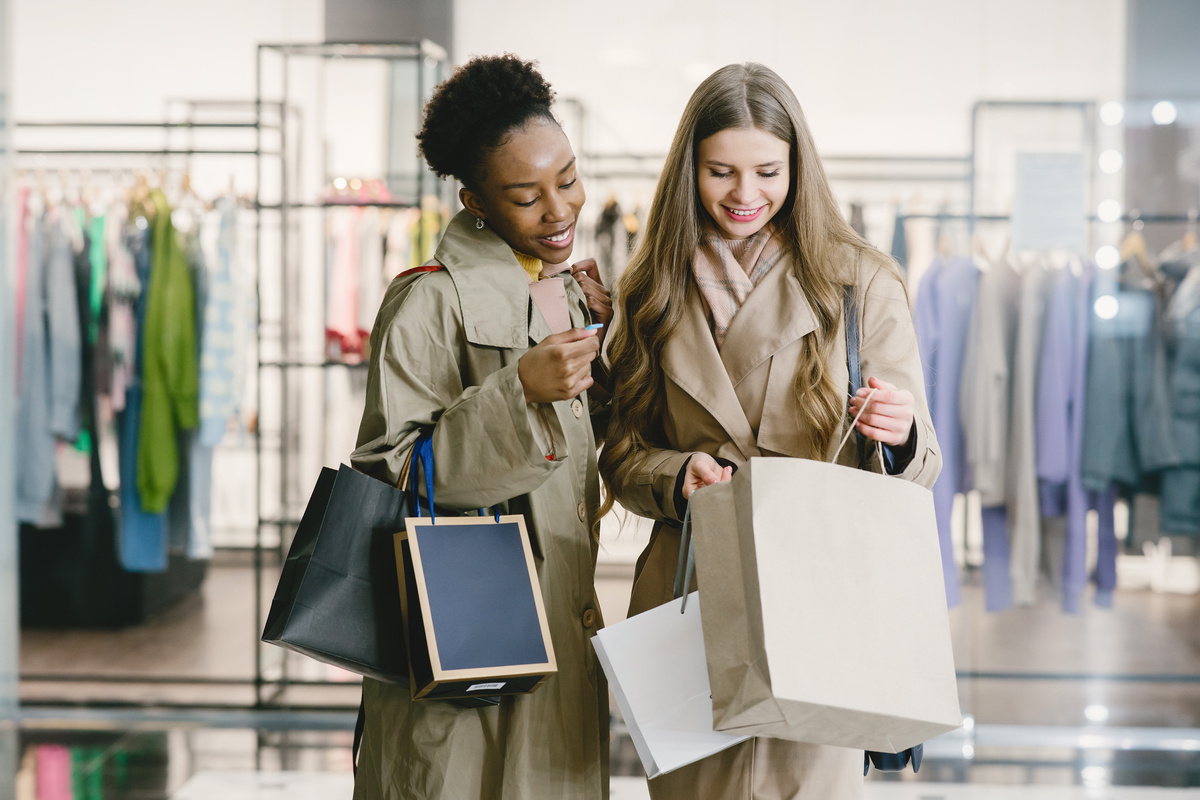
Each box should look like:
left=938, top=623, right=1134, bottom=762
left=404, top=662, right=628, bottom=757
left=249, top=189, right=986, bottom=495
left=1011, top=152, right=1087, bottom=254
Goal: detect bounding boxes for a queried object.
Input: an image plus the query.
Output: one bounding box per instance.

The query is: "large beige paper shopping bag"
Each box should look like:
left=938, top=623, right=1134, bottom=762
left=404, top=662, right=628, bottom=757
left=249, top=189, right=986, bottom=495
left=690, top=457, right=961, bottom=753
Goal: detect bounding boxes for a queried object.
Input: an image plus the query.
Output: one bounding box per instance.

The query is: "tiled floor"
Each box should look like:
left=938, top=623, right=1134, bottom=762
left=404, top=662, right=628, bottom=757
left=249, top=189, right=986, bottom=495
left=13, top=530, right=1200, bottom=797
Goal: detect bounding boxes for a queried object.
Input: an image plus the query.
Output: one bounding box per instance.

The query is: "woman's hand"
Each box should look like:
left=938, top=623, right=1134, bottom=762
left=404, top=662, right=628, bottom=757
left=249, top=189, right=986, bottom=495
left=571, top=258, right=613, bottom=328
left=847, top=377, right=916, bottom=447
left=682, top=453, right=733, bottom=500
left=518, top=327, right=600, bottom=403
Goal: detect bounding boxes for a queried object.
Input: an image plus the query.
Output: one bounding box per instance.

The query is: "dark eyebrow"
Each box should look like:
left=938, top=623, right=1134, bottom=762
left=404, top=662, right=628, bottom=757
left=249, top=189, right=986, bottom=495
left=704, top=159, right=785, bottom=169
left=501, top=158, right=577, bottom=191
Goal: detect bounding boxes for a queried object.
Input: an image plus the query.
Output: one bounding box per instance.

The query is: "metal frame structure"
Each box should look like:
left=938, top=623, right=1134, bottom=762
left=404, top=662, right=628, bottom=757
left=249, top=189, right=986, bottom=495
left=252, top=40, right=450, bottom=709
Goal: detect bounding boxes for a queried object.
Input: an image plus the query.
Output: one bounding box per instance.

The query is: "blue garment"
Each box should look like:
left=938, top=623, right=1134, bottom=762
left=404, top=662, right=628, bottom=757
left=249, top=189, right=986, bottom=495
left=980, top=506, right=1013, bottom=612
left=889, top=210, right=907, bottom=276
left=1035, top=264, right=1118, bottom=612
left=1160, top=260, right=1200, bottom=535
left=914, top=256, right=980, bottom=608
left=1081, top=260, right=1181, bottom=490
left=117, top=224, right=168, bottom=572
left=17, top=214, right=82, bottom=524
left=198, top=198, right=240, bottom=447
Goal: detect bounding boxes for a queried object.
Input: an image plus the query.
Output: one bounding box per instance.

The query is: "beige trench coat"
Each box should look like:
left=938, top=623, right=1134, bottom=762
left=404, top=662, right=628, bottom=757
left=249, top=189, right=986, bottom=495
left=609, top=246, right=942, bottom=800
left=350, top=211, right=609, bottom=800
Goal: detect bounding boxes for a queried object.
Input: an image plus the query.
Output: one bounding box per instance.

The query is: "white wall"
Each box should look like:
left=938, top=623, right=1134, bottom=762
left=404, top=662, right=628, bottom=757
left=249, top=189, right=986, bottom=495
left=455, top=0, right=1126, bottom=157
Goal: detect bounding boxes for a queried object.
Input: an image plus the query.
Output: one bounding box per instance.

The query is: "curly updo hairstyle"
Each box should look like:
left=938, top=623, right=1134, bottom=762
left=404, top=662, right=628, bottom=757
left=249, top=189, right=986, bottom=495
left=418, top=54, right=557, bottom=190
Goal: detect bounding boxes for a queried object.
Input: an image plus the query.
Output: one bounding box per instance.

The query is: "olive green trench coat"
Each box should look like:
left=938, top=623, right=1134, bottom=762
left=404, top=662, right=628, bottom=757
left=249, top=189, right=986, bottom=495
left=608, top=246, right=942, bottom=800
left=350, top=210, right=609, bottom=800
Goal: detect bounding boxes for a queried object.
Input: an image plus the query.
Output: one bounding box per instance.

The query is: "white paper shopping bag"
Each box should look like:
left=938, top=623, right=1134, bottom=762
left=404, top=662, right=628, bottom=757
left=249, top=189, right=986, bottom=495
left=591, top=592, right=751, bottom=778
left=691, top=458, right=962, bottom=753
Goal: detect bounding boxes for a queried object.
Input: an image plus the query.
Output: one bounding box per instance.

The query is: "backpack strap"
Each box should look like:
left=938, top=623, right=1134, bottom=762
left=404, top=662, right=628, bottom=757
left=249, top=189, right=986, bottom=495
left=844, top=285, right=868, bottom=470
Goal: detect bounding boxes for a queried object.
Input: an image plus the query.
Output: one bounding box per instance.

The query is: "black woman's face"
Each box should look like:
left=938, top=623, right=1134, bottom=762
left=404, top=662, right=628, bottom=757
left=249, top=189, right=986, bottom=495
left=462, top=119, right=586, bottom=264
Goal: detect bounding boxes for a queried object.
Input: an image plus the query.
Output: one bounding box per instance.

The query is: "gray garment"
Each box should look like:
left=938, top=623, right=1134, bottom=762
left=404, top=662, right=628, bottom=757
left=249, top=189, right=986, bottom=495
left=1080, top=260, right=1181, bottom=490
left=17, top=214, right=82, bottom=524
left=959, top=258, right=1020, bottom=505
left=1007, top=261, right=1049, bottom=606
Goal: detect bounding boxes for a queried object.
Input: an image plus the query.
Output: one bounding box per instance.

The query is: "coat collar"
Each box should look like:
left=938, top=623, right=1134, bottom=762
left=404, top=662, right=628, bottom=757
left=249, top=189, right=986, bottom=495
left=661, top=252, right=818, bottom=459
left=434, top=210, right=534, bottom=349
left=718, top=252, right=817, bottom=386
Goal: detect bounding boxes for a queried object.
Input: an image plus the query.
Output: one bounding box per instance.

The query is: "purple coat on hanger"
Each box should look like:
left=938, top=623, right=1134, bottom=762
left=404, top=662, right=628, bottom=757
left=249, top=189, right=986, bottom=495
left=914, top=255, right=980, bottom=608
left=1035, top=263, right=1117, bottom=612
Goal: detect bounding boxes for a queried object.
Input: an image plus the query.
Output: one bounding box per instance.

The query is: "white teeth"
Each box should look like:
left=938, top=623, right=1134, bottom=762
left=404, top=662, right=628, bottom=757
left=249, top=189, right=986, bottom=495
left=546, top=230, right=570, bottom=242
left=729, top=208, right=759, bottom=217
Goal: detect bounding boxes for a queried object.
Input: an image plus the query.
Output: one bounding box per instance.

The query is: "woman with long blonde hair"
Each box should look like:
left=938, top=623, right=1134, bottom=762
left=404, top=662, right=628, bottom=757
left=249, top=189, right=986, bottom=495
left=599, top=63, right=942, bottom=799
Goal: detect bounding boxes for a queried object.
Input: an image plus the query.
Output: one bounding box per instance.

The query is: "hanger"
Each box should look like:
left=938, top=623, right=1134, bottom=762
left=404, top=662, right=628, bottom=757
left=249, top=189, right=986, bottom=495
left=1119, top=210, right=1150, bottom=270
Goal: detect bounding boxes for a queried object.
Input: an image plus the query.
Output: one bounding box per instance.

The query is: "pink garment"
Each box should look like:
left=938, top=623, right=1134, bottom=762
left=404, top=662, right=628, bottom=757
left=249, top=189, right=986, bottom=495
left=326, top=208, right=362, bottom=358
left=528, top=260, right=573, bottom=334
left=105, top=202, right=138, bottom=413
left=689, top=224, right=782, bottom=348
left=35, top=744, right=72, bottom=800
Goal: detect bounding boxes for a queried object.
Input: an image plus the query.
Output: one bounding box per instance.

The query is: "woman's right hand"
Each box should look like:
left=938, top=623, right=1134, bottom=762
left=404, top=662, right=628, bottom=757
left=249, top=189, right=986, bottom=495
left=682, top=453, right=733, bottom=500
left=518, top=327, right=601, bottom=403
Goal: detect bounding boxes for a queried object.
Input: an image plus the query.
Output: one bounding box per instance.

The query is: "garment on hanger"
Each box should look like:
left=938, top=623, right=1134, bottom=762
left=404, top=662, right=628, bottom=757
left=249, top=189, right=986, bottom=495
left=1080, top=259, right=1181, bottom=492
left=118, top=221, right=168, bottom=571
left=890, top=207, right=908, bottom=276
left=1159, top=245, right=1200, bottom=536
left=1007, top=258, right=1051, bottom=606
left=198, top=196, right=242, bottom=447
left=959, top=255, right=1020, bottom=611
left=914, top=254, right=980, bottom=608
left=137, top=189, right=200, bottom=514
left=1035, top=263, right=1118, bottom=611
left=17, top=205, right=82, bottom=526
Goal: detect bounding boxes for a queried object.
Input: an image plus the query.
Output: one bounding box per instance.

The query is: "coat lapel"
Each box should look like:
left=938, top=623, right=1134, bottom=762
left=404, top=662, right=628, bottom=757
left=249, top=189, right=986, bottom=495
left=436, top=210, right=531, bottom=349
left=662, top=286, right=759, bottom=458
left=719, top=254, right=817, bottom=387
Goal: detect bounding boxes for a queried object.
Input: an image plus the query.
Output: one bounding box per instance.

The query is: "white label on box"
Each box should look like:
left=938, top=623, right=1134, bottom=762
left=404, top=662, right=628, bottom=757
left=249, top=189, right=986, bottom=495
left=467, top=682, right=506, bottom=692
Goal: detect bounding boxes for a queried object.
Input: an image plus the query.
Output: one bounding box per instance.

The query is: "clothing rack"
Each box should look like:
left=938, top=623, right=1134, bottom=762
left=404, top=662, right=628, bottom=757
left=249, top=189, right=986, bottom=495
left=13, top=112, right=274, bottom=708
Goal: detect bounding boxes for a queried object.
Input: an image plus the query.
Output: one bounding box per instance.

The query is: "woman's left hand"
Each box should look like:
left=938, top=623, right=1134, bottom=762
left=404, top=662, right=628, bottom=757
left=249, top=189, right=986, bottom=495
left=571, top=258, right=613, bottom=328
left=848, top=377, right=915, bottom=447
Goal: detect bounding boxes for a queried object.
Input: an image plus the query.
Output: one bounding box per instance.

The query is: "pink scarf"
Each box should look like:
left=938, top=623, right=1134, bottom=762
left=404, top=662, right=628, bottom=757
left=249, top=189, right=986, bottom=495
left=690, top=225, right=783, bottom=347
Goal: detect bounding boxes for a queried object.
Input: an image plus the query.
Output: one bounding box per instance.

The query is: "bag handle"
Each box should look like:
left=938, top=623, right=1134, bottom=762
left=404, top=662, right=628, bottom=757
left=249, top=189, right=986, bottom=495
left=837, top=284, right=883, bottom=468
left=673, top=502, right=697, bottom=613
left=408, top=430, right=501, bottom=523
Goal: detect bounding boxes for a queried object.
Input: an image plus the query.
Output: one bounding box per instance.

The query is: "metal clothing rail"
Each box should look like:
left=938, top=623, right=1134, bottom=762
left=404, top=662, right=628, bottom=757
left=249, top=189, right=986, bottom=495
left=11, top=113, right=281, bottom=709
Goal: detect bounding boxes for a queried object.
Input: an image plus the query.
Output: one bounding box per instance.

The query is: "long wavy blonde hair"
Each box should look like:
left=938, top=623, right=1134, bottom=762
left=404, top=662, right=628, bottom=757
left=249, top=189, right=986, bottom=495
left=598, top=63, right=875, bottom=519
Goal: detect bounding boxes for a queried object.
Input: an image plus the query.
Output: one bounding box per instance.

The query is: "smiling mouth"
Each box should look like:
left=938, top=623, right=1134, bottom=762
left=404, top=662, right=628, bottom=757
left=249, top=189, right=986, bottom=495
left=539, top=225, right=575, bottom=247
left=723, top=205, right=765, bottom=221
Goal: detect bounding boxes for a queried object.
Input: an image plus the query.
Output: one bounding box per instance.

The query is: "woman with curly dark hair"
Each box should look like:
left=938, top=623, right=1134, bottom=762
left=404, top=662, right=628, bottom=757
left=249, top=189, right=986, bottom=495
left=350, top=54, right=612, bottom=800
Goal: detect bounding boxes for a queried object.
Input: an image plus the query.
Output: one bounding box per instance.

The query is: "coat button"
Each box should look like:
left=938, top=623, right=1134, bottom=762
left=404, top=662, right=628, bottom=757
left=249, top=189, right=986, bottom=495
left=571, top=398, right=584, bottom=418
left=577, top=502, right=587, bottom=522
left=582, top=608, right=597, bottom=628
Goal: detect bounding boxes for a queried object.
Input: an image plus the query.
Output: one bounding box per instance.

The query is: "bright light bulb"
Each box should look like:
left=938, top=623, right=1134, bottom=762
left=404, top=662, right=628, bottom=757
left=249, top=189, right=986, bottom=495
left=1085, top=704, right=1110, bottom=723
left=1082, top=765, right=1110, bottom=786
left=962, top=744, right=975, bottom=759
left=1152, top=101, right=1178, bottom=125
left=1095, top=295, right=1120, bottom=320
left=1097, top=199, right=1123, bottom=223
left=1100, top=101, right=1124, bottom=126
left=961, top=715, right=975, bottom=732
left=1095, top=245, right=1120, bottom=270
left=1099, top=150, right=1124, bottom=174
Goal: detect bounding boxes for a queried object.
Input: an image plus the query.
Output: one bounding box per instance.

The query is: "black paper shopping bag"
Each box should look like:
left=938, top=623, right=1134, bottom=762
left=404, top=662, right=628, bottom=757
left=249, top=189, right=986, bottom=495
left=262, top=464, right=413, bottom=685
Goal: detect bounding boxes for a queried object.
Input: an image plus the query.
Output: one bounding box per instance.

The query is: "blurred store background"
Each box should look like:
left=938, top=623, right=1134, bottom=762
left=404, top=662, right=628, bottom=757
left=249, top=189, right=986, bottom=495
left=1, top=0, right=1199, bottom=797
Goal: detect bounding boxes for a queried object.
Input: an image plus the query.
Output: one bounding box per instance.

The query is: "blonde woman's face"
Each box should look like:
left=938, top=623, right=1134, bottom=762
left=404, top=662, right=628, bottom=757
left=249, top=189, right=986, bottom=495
left=696, top=126, right=790, bottom=240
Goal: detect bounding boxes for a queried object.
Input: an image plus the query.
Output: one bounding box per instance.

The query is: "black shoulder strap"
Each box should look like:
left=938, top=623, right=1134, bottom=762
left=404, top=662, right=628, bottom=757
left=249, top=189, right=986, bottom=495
left=844, top=285, right=868, bottom=469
